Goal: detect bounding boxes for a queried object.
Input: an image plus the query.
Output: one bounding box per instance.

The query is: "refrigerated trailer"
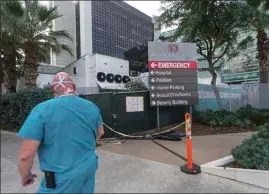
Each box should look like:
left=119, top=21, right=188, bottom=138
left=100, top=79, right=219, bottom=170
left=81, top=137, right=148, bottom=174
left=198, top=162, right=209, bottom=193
left=59, top=54, right=130, bottom=94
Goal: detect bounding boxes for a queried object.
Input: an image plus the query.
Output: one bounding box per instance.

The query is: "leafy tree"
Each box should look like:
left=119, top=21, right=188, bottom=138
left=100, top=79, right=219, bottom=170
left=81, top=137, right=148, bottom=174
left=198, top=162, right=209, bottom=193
left=157, top=0, right=247, bottom=110
left=125, top=79, right=148, bottom=91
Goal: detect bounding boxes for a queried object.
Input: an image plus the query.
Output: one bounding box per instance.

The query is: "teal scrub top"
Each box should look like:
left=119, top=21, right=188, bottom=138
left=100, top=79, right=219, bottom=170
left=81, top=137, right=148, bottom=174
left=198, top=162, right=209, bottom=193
left=18, top=96, right=103, bottom=178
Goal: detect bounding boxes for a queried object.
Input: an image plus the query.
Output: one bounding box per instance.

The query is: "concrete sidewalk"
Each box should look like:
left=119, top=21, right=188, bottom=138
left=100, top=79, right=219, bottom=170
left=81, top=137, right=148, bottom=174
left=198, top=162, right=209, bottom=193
left=98, top=132, right=254, bottom=166
left=2, top=130, right=268, bottom=193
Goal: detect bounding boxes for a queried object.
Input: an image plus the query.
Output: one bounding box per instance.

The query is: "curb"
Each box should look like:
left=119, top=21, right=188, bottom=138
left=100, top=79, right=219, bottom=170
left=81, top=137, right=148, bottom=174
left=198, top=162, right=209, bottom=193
left=201, top=155, right=269, bottom=189
left=1, top=130, right=18, bottom=135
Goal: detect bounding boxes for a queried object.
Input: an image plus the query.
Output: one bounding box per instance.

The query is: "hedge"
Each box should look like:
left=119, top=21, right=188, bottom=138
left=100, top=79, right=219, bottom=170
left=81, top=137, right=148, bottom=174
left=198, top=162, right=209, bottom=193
left=193, top=106, right=269, bottom=127
left=0, top=88, right=53, bottom=131
left=232, top=123, right=269, bottom=170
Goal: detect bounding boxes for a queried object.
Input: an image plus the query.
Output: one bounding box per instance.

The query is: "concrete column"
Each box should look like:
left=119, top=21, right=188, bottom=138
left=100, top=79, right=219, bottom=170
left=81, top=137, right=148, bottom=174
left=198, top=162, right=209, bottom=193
left=80, top=1, right=93, bottom=56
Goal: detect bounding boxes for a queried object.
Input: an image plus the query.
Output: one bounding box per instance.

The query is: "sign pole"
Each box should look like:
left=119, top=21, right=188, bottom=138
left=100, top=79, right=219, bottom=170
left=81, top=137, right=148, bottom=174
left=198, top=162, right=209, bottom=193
left=147, top=41, right=200, bottom=175
left=229, top=84, right=232, bottom=111
left=157, top=106, right=160, bottom=131
left=190, top=105, right=193, bottom=121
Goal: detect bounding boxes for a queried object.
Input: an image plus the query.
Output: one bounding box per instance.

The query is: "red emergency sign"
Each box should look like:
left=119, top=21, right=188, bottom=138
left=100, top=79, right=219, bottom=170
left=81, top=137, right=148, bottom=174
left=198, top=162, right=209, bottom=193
left=148, top=61, right=198, bottom=69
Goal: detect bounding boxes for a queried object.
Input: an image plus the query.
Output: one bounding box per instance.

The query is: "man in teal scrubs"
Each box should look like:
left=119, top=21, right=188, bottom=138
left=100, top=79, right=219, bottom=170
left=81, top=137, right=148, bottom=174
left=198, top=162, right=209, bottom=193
left=18, top=72, right=104, bottom=193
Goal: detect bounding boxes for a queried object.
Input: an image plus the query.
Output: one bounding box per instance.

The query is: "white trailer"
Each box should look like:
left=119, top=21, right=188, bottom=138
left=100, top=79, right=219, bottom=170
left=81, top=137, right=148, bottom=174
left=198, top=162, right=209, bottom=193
left=60, top=54, right=130, bottom=94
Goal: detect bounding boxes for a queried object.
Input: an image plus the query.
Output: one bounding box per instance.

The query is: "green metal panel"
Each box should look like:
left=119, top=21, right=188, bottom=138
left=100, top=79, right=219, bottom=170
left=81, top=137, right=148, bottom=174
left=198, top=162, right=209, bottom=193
left=81, top=91, right=187, bottom=138
left=80, top=93, right=115, bottom=138
left=112, top=91, right=156, bottom=135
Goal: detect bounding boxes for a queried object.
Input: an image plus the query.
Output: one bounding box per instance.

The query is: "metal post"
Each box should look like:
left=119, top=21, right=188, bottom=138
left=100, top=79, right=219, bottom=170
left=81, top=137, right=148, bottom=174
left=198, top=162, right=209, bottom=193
left=229, top=84, right=232, bottom=111
left=157, top=106, right=160, bottom=131
left=258, top=83, right=261, bottom=109
left=189, top=106, right=193, bottom=123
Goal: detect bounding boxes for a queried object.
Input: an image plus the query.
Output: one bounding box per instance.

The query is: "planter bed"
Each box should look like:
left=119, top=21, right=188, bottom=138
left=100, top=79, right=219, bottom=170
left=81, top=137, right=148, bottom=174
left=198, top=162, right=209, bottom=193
left=166, top=123, right=257, bottom=136
left=201, top=155, right=269, bottom=189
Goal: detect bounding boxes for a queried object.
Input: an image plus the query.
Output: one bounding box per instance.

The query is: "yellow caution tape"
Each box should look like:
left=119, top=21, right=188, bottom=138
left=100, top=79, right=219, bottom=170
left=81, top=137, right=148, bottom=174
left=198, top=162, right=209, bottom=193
left=152, top=122, right=185, bottom=136
left=102, top=123, right=144, bottom=138
left=102, top=121, right=186, bottom=139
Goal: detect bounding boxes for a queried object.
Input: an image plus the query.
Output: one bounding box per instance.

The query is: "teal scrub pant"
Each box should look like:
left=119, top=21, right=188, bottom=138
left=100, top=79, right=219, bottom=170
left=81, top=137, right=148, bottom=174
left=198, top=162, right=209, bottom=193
left=36, top=172, right=96, bottom=193
left=37, top=153, right=98, bottom=193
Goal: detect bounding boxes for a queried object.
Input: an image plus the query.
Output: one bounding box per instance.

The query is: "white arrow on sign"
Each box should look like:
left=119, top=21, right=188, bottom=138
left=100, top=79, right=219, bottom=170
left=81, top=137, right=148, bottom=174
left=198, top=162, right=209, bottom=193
left=151, top=86, right=155, bottom=90
left=151, top=62, right=157, bottom=68
left=150, top=71, right=155, bottom=75
left=151, top=93, right=155, bottom=98
left=152, top=101, right=156, bottom=105
left=151, top=78, right=155, bottom=83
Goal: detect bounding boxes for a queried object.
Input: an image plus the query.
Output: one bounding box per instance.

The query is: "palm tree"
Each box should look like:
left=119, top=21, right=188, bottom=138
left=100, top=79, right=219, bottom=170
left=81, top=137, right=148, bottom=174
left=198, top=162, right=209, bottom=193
left=1, top=0, right=73, bottom=92
left=254, top=0, right=269, bottom=83
left=241, top=0, right=269, bottom=83
left=0, top=0, right=24, bottom=93
left=20, top=0, right=73, bottom=89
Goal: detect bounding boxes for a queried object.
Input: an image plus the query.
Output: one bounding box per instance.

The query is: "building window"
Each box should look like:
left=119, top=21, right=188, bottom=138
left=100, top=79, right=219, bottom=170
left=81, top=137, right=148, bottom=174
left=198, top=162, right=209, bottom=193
left=91, top=1, right=153, bottom=59
left=130, top=70, right=138, bottom=77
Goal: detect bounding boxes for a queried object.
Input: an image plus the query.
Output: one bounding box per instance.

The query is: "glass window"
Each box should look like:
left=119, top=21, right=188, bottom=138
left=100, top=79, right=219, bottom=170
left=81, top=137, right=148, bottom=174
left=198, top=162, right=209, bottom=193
left=91, top=1, right=153, bottom=59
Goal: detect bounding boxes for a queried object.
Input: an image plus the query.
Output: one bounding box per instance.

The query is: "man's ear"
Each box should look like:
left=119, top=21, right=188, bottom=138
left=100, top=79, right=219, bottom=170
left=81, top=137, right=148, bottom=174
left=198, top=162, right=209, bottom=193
left=19, top=139, right=40, bottom=161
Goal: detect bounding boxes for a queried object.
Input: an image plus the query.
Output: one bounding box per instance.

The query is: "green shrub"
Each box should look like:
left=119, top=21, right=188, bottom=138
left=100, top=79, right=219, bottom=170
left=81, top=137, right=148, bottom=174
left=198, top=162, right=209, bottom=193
left=236, top=106, right=269, bottom=126
left=193, top=109, right=214, bottom=125
left=194, top=109, right=246, bottom=127
left=194, top=106, right=269, bottom=127
left=125, top=79, right=148, bottom=91
left=232, top=123, right=269, bottom=170
left=0, top=88, right=53, bottom=131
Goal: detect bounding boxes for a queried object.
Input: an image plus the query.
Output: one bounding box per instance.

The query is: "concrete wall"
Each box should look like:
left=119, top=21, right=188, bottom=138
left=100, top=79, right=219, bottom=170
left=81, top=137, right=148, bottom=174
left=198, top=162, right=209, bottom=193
left=59, top=56, right=87, bottom=89
left=36, top=74, right=54, bottom=88
left=51, top=1, right=77, bottom=67
left=154, top=30, right=161, bottom=42
left=1, top=73, right=54, bottom=95
left=86, top=55, right=98, bottom=94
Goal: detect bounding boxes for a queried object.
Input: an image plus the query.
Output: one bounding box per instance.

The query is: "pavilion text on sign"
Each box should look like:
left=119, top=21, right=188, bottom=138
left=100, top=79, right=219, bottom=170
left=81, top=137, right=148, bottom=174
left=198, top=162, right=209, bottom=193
left=148, top=42, right=198, bottom=107
left=150, top=77, right=197, bottom=84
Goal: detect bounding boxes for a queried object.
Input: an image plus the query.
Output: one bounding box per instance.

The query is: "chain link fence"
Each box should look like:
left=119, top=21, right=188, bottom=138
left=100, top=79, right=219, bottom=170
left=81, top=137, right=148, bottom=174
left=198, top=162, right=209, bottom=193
left=197, top=83, right=269, bottom=111
left=75, top=83, right=269, bottom=112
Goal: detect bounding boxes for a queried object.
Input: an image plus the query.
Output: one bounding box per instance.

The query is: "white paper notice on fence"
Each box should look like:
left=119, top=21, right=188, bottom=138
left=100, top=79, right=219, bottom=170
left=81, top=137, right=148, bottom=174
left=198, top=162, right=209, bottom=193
left=126, top=96, right=144, bottom=112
